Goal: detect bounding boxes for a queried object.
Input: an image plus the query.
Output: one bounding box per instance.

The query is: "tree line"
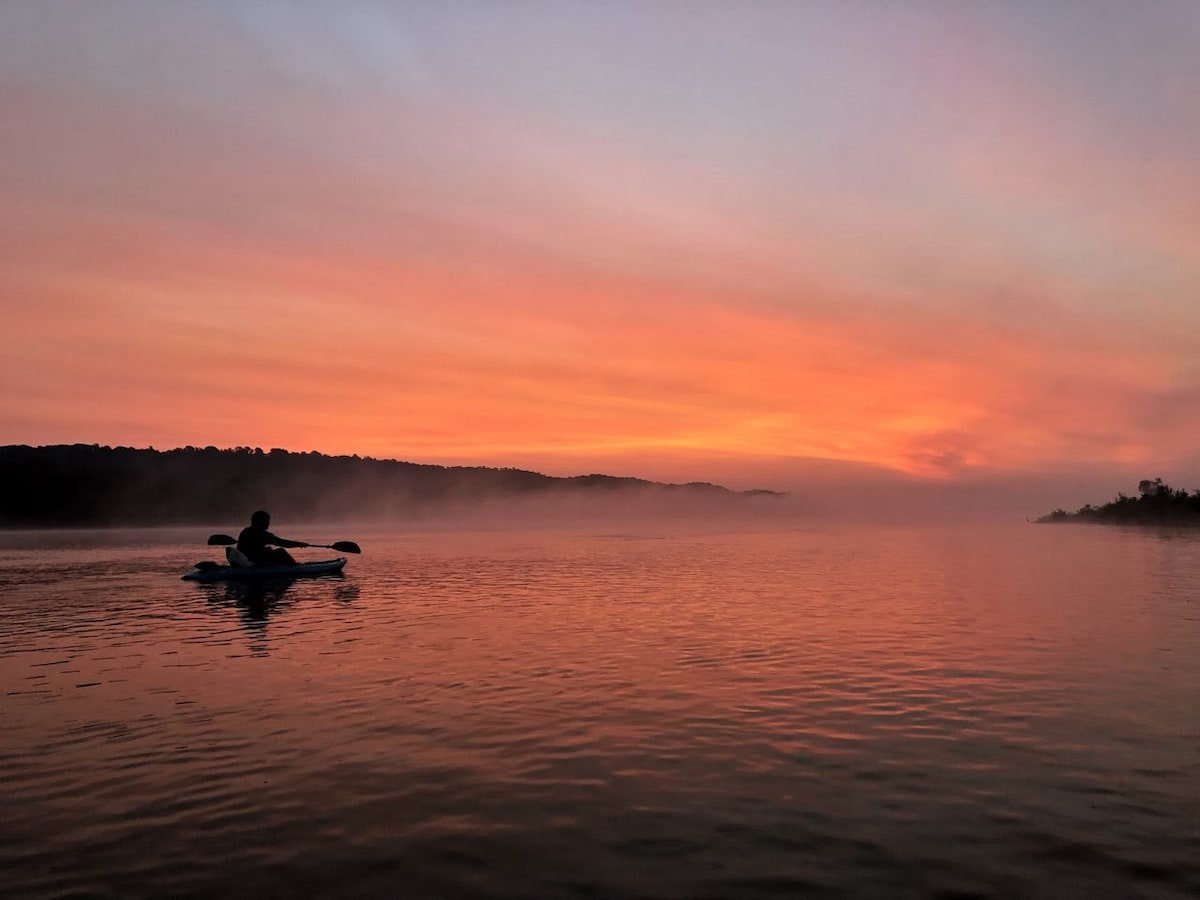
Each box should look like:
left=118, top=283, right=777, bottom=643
left=1037, top=478, right=1200, bottom=525
left=0, top=444, right=777, bottom=527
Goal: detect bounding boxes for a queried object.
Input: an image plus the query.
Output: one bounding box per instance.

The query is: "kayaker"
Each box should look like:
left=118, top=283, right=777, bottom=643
left=236, top=510, right=309, bottom=566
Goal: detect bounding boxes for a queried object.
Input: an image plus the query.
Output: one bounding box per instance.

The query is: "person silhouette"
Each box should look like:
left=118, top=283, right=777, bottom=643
left=236, top=510, right=308, bottom=566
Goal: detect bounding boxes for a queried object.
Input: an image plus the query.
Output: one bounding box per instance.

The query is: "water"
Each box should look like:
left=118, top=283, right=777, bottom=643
left=2, top=523, right=1198, bottom=899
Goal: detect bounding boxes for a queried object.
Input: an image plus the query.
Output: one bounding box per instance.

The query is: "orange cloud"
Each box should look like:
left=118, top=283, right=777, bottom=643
left=6, top=197, right=1188, bottom=485
left=4, top=6, right=1199, bottom=490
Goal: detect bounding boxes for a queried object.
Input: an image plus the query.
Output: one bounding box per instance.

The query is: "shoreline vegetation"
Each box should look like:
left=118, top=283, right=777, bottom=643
left=0, top=444, right=784, bottom=527
left=1037, top=478, right=1200, bottom=526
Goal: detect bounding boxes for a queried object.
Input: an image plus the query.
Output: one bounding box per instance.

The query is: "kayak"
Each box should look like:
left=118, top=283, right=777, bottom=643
left=181, top=557, right=347, bottom=582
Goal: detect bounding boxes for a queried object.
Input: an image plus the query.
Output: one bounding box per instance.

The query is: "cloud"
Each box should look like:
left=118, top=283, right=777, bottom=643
left=3, top=2, right=1199, bottom=495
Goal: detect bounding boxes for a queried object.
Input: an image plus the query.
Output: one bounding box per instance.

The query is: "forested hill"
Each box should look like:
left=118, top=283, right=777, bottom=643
left=0, top=444, right=782, bottom=527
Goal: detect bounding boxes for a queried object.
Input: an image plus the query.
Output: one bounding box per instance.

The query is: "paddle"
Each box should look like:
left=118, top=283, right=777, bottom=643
left=207, top=534, right=362, bottom=554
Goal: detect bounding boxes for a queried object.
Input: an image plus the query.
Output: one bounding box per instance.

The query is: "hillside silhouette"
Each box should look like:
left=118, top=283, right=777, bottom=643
left=1037, top=478, right=1200, bottom=525
left=0, top=444, right=782, bottom=527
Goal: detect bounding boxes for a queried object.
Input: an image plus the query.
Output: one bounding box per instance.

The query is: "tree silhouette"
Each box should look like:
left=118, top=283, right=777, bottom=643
left=0, top=444, right=782, bottom=527
left=1036, top=479, right=1200, bottom=525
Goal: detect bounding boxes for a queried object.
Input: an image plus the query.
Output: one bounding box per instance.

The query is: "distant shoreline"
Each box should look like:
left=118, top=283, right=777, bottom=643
left=0, top=443, right=784, bottom=528
left=1036, top=479, right=1200, bottom=526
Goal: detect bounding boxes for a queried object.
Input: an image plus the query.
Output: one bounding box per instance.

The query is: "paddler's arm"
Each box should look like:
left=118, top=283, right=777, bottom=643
left=266, top=532, right=309, bottom=549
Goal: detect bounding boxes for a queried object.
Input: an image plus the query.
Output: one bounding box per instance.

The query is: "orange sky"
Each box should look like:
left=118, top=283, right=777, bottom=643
left=2, top=3, right=1199, bottom=501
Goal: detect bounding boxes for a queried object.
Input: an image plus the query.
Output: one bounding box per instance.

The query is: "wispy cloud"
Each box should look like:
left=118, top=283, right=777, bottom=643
left=3, top=2, right=1198, bottom=492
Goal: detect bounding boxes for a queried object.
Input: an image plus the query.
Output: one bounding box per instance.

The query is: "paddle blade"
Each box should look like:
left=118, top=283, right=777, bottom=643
left=207, top=534, right=237, bottom=545
left=329, top=541, right=361, bottom=554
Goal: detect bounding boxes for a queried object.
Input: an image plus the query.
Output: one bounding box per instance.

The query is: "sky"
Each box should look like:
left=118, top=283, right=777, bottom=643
left=2, top=1, right=1199, bottom=510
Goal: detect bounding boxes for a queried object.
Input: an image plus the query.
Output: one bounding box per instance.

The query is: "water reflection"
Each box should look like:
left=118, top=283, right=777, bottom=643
left=191, top=573, right=353, bottom=655
left=332, top=581, right=361, bottom=604
left=201, top=575, right=295, bottom=608
left=3, top=526, right=1199, bottom=900
left=197, top=578, right=298, bottom=655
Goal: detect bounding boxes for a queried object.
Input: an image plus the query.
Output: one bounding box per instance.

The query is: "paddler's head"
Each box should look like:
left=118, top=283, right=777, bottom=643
left=251, top=510, right=271, bottom=528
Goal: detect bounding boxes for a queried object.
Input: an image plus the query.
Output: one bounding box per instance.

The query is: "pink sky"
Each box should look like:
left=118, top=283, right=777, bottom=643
left=2, top=1, right=1199, bottom=508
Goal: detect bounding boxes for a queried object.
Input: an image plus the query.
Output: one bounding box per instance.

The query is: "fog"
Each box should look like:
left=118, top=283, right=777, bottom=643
left=5, top=444, right=1194, bottom=533
left=584, top=454, right=1200, bottom=526
left=258, top=475, right=1113, bottom=536
left=473, top=449, right=1200, bottom=527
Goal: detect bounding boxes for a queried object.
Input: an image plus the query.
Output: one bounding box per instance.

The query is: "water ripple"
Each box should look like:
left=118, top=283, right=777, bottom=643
left=1, top=525, right=1198, bottom=898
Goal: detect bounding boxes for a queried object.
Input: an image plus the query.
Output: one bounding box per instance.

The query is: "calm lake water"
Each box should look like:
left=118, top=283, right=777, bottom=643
left=1, top=522, right=1197, bottom=899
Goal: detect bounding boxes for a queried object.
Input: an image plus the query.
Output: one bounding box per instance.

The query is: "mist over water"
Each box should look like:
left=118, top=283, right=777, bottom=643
left=9, top=442, right=1184, bottom=533
left=2, top=521, right=1198, bottom=898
